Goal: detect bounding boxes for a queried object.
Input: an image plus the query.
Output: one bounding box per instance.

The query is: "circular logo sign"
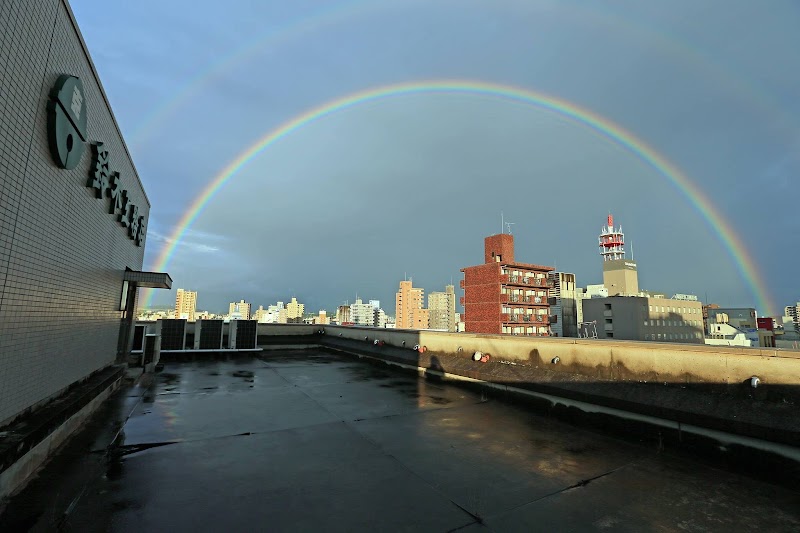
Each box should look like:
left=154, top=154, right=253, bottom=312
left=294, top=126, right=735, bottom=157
left=47, top=75, right=87, bottom=169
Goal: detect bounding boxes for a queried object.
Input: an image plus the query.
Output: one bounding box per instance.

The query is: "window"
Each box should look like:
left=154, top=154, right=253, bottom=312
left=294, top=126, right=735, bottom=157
left=644, top=320, right=648, bottom=326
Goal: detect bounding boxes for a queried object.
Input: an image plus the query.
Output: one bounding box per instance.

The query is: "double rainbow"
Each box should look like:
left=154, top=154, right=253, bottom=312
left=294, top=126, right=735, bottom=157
left=143, top=80, right=775, bottom=315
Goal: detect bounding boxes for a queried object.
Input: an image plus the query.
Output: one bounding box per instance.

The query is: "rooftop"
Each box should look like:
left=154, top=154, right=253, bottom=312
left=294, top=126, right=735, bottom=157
left=2, top=350, right=798, bottom=531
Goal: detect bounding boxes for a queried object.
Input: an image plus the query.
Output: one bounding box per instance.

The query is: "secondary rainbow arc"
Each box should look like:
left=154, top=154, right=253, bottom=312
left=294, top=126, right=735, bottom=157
left=143, top=80, right=775, bottom=315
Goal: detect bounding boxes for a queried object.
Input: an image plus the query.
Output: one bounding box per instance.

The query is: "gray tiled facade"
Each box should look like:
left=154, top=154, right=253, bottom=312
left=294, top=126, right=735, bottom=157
left=0, top=1, right=149, bottom=426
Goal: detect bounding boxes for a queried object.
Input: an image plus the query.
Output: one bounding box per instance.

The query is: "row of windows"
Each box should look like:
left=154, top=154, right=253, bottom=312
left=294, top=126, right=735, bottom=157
left=644, top=320, right=701, bottom=327
left=648, top=305, right=700, bottom=315
left=646, top=332, right=702, bottom=341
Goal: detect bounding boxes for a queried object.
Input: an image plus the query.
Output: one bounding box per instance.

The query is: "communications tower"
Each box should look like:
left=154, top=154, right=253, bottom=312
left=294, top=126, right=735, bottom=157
left=598, top=214, right=638, bottom=296
left=599, top=214, right=625, bottom=261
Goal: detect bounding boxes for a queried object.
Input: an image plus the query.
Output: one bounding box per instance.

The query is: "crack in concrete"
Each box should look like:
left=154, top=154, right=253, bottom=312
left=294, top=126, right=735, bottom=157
left=485, top=462, right=636, bottom=522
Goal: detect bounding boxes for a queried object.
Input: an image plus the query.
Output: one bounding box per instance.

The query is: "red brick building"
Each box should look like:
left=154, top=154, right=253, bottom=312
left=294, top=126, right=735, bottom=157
left=460, top=234, right=554, bottom=336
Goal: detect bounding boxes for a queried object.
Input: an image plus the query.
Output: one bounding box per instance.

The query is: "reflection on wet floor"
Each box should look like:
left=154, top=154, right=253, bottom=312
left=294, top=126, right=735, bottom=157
left=2, top=350, right=798, bottom=532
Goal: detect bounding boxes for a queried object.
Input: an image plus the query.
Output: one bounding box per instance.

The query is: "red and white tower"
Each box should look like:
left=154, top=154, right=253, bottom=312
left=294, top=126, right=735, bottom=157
left=599, top=214, right=625, bottom=262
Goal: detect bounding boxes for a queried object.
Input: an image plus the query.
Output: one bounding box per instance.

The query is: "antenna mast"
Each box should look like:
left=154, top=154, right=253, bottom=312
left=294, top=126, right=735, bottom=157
left=599, top=213, right=625, bottom=262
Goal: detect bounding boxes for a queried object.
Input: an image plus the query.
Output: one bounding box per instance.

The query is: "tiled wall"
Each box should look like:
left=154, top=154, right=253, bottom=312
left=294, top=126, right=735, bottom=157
left=0, top=1, right=148, bottom=426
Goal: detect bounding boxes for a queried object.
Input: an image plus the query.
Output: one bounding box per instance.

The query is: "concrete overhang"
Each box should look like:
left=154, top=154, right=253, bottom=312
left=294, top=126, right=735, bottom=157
left=124, top=270, right=172, bottom=289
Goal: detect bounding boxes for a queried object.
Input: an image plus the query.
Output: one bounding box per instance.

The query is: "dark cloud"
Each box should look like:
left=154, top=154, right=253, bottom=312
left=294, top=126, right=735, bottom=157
left=72, top=0, right=800, bottom=315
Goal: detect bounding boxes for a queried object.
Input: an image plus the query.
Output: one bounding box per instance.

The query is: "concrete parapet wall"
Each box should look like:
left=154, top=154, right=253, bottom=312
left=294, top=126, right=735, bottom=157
left=256, top=324, right=320, bottom=336
left=316, top=328, right=800, bottom=465
left=321, top=325, right=800, bottom=388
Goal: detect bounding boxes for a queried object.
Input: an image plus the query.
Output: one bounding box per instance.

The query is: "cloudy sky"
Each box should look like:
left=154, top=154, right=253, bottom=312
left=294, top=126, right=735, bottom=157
left=71, top=0, right=800, bottom=316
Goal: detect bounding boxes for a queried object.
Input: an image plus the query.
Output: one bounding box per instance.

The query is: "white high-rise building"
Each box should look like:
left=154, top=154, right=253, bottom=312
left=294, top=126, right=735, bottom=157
left=785, top=303, right=799, bottom=332
left=350, top=298, right=376, bottom=327
left=374, top=308, right=387, bottom=328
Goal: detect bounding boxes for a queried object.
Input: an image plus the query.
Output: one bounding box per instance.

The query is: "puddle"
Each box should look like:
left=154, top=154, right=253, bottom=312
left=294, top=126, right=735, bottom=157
left=159, top=373, right=180, bottom=385
left=428, top=396, right=452, bottom=405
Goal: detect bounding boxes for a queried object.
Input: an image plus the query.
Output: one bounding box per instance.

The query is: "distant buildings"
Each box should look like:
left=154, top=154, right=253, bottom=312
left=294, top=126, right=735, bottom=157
left=286, top=297, right=305, bottom=323
left=786, top=303, right=799, bottom=332
left=460, top=233, right=553, bottom=336
left=374, top=307, right=387, bottom=328
left=395, top=280, right=429, bottom=330
left=315, top=310, right=330, bottom=325
left=582, top=296, right=704, bottom=343
left=254, top=302, right=287, bottom=323
left=229, top=299, right=251, bottom=320
left=253, top=305, right=268, bottom=322
left=583, top=284, right=609, bottom=299
left=580, top=214, right=707, bottom=344
left=701, top=307, right=775, bottom=347
left=428, top=285, right=456, bottom=332
left=705, top=323, right=758, bottom=347
left=548, top=272, right=580, bottom=338
left=175, top=289, right=197, bottom=321
left=336, top=305, right=351, bottom=325
left=706, top=307, right=757, bottom=330
left=350, top=298, right=376, bottom=327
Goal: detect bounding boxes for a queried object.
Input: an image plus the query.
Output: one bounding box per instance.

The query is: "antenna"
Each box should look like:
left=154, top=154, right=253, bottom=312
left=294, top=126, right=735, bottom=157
left=505, top=221, right=515, bottom=235
left=630, top=241, right=634, bottom=260
left=501, top=212, right=504, bottom=234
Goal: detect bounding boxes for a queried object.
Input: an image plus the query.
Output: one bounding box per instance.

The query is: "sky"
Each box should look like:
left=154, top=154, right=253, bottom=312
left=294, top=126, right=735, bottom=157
left=71, top=0, right=800, bottom=316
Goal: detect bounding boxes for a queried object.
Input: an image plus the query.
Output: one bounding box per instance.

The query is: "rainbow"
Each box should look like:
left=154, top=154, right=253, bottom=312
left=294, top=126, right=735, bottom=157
left=143, top=80, right=776, bottom=315
left=128, top=0, right=789, bottom=147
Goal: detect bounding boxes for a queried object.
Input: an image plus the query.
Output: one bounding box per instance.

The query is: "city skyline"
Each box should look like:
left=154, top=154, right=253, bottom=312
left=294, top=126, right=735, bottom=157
left=71, top=1, right=800, bottom=316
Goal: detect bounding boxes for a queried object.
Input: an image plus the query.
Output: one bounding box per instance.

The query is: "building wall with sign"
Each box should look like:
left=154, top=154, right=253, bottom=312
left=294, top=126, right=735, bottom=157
left=0, top=1, right=149, bottom=426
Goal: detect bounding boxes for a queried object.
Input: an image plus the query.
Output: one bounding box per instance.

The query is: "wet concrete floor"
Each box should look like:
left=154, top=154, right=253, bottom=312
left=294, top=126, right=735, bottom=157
left=2, top=350, right=799, bottom=531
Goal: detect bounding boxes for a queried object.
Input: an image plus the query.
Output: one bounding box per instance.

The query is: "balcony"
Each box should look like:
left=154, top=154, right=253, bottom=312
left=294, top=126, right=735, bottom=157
left=459, top=279, right=466, bottom=289
left=604, top=310, right=613, bottom=317
left=501, top=314, right=549, bottom=325
left=503, top=295, right=546, bottom=305
left=459, top=297, right=466, bottom=306
left=503, top=275, right=537, bottom=287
